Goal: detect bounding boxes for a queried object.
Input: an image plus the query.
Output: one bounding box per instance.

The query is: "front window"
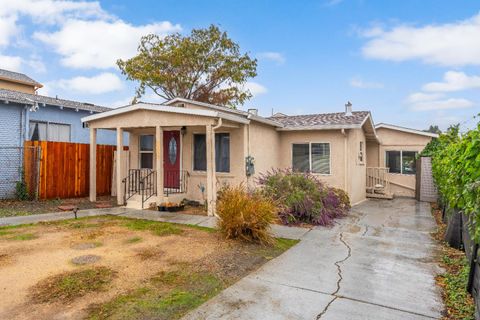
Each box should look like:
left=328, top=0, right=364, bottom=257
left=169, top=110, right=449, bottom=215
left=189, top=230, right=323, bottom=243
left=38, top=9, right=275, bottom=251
left=193, top=133, right=230, bottom=173
left=140, top=135, right=154, bottom=169
left=29, top=121, right=70, bottom=142
left=385, top=150, right=417, bottom=175
left=292, top=142, right=330, bottom=174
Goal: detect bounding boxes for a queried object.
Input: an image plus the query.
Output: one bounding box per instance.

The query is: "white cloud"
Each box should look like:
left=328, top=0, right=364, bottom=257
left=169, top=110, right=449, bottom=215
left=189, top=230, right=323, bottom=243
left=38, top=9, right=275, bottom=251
left=410, top=98, right=473, bottom=111
left=244, top=81, right=267, bottom=96
left=406, top=92, right=445, bottom=103
left=53, top=72, right=124, bottom=94
left=257, top=52, right=286, bottom=65
left=0, top=14, right=18, bottom=47
left=422, top=71, right=480, bottom=92
left=34, top=19, right=180, bottom=69
left=349, top=77, right=384, bottom=89
left=0, top=0, right=110, bottom=48
left=361, top=13, right=480, bottom=66
left=0, top=55, right=22, bottom=71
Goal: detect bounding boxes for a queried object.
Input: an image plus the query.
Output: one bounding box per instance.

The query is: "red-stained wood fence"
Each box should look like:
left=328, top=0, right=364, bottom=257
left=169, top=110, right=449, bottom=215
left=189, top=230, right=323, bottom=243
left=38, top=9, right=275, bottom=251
left=24, top=141, right=123, bottom=200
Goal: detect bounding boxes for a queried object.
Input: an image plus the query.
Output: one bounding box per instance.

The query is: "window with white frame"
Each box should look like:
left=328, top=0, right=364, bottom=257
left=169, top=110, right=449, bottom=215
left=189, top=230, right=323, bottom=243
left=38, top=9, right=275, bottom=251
left=139, top=135, right=154, bottom=169
left=29, top=121, right=70, bottom=142
left=292, top=143, right=330, bottom=174
left=385, top=150, right=417, bottom=175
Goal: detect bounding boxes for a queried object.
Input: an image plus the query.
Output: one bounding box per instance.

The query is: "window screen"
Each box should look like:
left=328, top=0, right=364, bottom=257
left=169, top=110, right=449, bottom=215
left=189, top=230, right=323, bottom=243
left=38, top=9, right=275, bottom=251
left=140, top=135, right=154, bottom=169
left=193, top=134, right=206, bottom=171
left=292, top=144, right=310, bottom=172
left=311, top=143, right=330, bottom=174
left=193, top=133, right=230, bottom=173
left=215, top=133, right=230, bottom=173
left=402, top=151, right=417, bottom=175
left=386, top=151, right=401, bottom=174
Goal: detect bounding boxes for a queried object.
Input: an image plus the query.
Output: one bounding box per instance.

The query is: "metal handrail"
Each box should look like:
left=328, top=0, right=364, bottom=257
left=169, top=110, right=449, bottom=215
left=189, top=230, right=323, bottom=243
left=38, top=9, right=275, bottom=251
left=164, top=170, right=188, bottom=196
left=122, top=169, right=141, bottom=205
left=140, top=170, right=157, bottom=208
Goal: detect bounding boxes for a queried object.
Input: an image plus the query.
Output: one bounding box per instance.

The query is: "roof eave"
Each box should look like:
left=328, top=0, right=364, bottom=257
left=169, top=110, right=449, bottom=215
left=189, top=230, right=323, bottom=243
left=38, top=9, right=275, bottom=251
left=375, top=123, right=439, bottom=138
left=276, top=124, right=362, bottom=131
left=81, top=103, right=250, bottom=124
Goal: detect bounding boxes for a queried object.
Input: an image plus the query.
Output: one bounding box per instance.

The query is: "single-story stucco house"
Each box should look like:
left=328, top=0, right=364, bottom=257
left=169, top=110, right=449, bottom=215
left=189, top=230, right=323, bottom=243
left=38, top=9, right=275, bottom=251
left=82, top=98, right=437, bottom=216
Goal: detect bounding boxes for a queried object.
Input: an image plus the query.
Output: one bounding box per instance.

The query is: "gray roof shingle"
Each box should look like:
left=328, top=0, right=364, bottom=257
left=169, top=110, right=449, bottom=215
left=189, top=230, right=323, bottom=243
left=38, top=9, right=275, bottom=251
left=267, top=111, right=370, bottom=129
left=0, top=69, right=42, bottom=87
left=0, top=89, right=110, bottom=113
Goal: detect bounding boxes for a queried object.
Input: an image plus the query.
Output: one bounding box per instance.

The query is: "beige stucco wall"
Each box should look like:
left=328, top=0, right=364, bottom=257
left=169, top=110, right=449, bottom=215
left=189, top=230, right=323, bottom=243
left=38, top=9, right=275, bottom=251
left=247, top=122, right=281, bottom=186
left=366, top=141, right=380, bottom=167
left=0, top=79, right=36, bottom=94
left=346, top=128, right=367, bottom=205
left=375, top=127, right=433, bottom=197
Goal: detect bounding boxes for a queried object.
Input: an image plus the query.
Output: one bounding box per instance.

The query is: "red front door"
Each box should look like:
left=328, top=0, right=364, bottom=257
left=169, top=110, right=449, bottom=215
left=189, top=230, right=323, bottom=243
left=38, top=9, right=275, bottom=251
left=163, top=131, right=180, bottom=189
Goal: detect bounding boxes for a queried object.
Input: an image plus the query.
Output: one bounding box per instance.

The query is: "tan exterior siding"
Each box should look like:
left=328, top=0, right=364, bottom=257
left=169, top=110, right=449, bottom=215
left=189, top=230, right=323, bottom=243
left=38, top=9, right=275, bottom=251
left=346, top=128, right=367, bottom=205
left=375, top=127, right=433, bottom=197
left=0, top=79, right=36, bottom=94
left=248, top=122, right=281, bottom=184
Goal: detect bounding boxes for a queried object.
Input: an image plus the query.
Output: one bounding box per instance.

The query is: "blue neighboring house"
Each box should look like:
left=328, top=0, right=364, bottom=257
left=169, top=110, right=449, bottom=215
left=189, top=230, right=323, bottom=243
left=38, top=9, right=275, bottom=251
left=0, top=68, right=121, bottom=198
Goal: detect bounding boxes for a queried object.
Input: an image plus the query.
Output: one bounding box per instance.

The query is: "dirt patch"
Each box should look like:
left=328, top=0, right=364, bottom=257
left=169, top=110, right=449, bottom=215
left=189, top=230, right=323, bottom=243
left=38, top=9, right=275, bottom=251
left=0, top=196, right=118, bottom=218
left=0, top=216, right=295, bottom=320
left=71, top=255, right=102, bottom=265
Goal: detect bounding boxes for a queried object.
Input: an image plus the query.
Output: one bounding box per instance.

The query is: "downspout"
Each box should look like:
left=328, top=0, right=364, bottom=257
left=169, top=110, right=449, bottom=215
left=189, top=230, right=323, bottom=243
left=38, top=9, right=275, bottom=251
left=341, top=129, right=348, bottom=192
left=212, top=117, right=223, bottom=131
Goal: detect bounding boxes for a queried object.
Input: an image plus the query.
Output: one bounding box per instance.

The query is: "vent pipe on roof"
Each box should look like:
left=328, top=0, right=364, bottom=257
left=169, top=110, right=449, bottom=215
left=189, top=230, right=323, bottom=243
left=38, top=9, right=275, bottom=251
left=345, top=101, right=353, bottom=116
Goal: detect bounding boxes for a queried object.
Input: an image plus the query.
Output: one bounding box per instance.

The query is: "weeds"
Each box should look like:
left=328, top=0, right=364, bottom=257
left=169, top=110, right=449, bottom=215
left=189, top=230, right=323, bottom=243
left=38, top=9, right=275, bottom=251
left=30, top=267, right=116, bottom=303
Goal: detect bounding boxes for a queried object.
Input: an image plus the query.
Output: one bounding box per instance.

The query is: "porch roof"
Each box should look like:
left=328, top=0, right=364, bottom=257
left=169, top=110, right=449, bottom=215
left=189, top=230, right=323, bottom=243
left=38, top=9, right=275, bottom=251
left=81, top=102, right=250, bottom=125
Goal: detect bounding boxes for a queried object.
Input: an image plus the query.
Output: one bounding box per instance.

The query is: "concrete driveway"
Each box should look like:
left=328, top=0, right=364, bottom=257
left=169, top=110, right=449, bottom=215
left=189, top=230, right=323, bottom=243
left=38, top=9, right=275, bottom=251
left=183, top=198, right=444, bottom=320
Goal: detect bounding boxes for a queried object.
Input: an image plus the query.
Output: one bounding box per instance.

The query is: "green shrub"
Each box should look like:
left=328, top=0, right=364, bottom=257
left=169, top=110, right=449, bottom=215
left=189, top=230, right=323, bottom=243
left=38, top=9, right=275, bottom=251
left=258, top=169, right=350, bottom=226
left=15, top=169, right=30, bottom=200
left=429, top=121, right=480, bottom=240
left=216, top=184, right=276, bottom=245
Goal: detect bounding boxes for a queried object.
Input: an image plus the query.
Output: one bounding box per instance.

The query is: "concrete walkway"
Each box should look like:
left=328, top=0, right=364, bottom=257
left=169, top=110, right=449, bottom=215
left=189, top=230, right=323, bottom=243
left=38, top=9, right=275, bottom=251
left=183, top=198, right=444, bottom=320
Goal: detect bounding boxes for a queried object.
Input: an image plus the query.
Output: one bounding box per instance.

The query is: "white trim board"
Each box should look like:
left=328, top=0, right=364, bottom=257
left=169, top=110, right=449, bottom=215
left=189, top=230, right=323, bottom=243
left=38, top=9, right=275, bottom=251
left=376, top=123, right=439, bottom=138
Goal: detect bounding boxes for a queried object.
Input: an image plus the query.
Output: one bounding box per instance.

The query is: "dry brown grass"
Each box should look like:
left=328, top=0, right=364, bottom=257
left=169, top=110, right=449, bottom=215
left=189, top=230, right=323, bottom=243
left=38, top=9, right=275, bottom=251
left=30, top=267, right=116, bottom=304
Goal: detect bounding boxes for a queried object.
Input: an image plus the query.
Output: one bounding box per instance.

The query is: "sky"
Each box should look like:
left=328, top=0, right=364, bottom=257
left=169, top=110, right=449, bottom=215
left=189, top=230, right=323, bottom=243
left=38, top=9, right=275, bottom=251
left=1, top=0, right=480, bottom=131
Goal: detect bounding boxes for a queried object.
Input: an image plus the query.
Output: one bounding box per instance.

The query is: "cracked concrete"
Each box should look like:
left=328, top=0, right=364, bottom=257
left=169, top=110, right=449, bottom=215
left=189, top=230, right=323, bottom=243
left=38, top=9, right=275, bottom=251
left=183, top=198, right=444, bottom=320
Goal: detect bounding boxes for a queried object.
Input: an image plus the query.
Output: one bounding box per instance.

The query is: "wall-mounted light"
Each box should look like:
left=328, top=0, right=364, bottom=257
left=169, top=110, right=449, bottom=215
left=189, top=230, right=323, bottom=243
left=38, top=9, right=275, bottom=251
left=180, top=126, right=187, bottom=136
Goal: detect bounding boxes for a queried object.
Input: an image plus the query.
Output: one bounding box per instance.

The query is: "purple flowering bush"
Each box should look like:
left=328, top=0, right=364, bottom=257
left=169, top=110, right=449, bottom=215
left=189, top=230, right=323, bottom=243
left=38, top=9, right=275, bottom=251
left=257, top=169, right=350, bottom=226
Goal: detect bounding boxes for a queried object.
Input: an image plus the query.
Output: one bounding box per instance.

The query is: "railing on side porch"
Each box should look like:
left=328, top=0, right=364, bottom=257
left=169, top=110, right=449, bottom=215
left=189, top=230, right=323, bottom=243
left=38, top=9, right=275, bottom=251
left=122, top=169, right=141, bottom=204
left=140, top=170, right=157, bottom=208
left=164, top=170, right=188, bottom=196
left=366, top=167, right=391, bottom=196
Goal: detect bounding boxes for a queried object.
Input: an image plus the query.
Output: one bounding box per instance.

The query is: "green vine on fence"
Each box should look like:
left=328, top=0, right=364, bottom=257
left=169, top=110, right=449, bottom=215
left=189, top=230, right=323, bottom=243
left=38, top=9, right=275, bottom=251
left=423, top=119, right=480, bottom=240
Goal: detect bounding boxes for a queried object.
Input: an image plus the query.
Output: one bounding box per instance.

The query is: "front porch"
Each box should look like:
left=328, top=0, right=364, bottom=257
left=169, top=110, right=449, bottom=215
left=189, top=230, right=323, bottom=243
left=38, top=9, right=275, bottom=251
left=85, top=103, right=249, bottom=216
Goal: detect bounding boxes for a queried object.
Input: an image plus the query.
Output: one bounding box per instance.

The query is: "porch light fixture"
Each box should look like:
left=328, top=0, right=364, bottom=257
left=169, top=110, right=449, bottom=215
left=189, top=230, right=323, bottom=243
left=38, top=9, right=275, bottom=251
left=181, top=126, right=187, bottom=136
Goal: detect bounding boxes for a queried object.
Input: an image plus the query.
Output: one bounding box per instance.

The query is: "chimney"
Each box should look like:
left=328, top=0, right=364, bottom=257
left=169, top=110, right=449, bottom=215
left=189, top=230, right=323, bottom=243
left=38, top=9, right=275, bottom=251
left=345, top=101, right=353, bottom=116
left=247, top=108, right=258, bottom=116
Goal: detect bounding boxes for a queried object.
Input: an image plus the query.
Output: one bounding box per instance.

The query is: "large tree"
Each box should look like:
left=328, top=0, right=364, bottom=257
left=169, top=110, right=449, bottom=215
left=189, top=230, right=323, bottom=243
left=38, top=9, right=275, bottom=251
left=424, top=125, right=442, bottom=134
left=117, top=25, right=257, bottom=107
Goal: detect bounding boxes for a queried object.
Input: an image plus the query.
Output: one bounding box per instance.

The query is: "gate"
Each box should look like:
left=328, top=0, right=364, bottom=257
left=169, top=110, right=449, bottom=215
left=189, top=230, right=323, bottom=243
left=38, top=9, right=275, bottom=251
left=0, top=146, right=40, bottom=200
left=415, top=156, right=438, bottom=202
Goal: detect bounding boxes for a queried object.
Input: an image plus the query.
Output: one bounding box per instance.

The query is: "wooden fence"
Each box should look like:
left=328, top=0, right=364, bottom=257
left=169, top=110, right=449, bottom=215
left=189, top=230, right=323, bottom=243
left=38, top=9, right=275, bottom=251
left=24, top=141, right=123, bottom=200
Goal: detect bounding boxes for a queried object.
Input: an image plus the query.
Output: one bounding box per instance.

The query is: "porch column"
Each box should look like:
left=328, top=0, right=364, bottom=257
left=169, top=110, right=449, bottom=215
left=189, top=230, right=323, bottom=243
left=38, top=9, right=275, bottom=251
left=89, top=128, right=97, bottom=202
left=155, top=126, right=164, bottom=203
left=116, top=127, right=124, bottom=205
left=206, top=125, right=216, bottom=216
